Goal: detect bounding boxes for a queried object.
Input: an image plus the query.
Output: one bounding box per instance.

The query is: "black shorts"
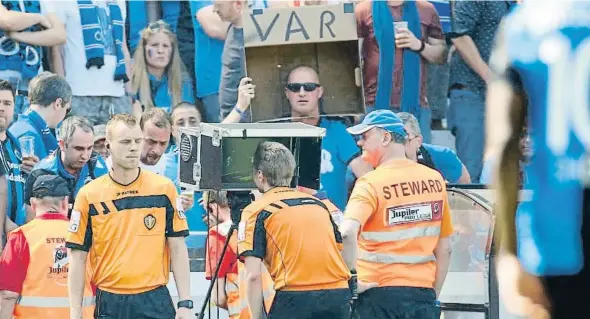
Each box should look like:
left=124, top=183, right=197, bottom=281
left=356, top=286, right=440, bottom=319
left=542, top=188, right=590, bottom=318
left=268, top=288, right=351, bottom=319
left=94, top=285, right=176, bottom=319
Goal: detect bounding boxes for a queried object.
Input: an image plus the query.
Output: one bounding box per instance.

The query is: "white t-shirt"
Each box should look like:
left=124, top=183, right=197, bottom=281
left=51, top=0, right=126, bottom=97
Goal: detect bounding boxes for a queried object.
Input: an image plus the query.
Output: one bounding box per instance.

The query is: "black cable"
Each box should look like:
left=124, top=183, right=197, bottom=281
left=197, top=225, right=237, bottom=319
left=197, top=191, right=252, bottom=319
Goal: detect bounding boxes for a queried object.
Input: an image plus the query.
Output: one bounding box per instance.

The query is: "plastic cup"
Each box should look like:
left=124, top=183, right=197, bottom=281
left=394, top=21, right=408, bottom=32
left=19, top=136, right=35, bottom=158
left=181, top=190, right=194, bottom=199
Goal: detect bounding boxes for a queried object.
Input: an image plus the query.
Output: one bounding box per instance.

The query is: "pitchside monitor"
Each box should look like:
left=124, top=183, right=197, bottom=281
left=178, top=123, right=326, bottom=191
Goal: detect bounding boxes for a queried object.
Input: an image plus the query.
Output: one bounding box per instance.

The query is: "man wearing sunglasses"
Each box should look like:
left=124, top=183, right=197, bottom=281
left=9, top=74, right=72, bottom=167
left=238, top=66, right=373, bottom=210
left=283, top=66, right=373, bottom=210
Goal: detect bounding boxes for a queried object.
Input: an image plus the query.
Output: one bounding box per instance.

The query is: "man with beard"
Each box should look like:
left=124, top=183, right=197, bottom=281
left=24, top=116, right=108, bottom=221
left=66, top=114, right=193, bottom=319
left=138, top=108, right=172, bottom=175
left=0, top=81, right=25, bottom=238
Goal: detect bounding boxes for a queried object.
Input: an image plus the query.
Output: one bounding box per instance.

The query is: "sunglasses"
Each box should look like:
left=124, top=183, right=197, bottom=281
left=286, top=82, right=320, bottom=93
left=148, top=20, right=170, bottom=32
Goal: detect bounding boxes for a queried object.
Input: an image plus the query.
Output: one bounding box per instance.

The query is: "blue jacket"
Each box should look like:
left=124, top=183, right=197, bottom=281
left=25, top=150, right=108, bottom=211
left=9, top=110, right=58, bottom=160
left=1, top=131, right=25, bottom=225
left=148, top=74, right=195, bottom=112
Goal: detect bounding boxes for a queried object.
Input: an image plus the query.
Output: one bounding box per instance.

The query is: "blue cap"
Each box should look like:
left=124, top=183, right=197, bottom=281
left=347, top=110, right=407, bottom=137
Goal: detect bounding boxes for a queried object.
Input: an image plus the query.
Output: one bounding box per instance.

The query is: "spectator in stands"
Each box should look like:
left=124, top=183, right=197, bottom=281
left=399, top=112, right=471, bottom=184
left=448, top=1, right=515, bottom=182
left=50, top=0, right=132, bottom=126
left=169, top=102, right=203, bottom=152
left=0, top=81, right=25, bottom=234
left=194, top=1, right=228, bottom=122
left=164, top=102, right=207, bottom=248
left=243, top=66, right=372, bottom=210
left=130, top=21, right=195, bottom=114
left=23, top=71, right=52, bottom=115
left=139, top=108, right=172, bottom=175
left=92, top=124, right=109, bottom=159
left=24, top=116, right=108, bottom=221
left=9, top=74, right=71, bottom=161
left=214, top=0, right=249, bottom=122
left=0, top=175, right=95, bottom=319
left=355, top=0, right=447, bottom=144
left=480, top=127, right=531, bottom=186
left=0, top=1, right=65, bottom=116
left=286, top=66, right=372, bottom=209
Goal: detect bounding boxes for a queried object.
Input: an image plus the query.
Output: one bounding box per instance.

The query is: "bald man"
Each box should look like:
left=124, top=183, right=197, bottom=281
left=285, top=66, right=372, bottom=209
left=237, top=66, right=371, bottom=208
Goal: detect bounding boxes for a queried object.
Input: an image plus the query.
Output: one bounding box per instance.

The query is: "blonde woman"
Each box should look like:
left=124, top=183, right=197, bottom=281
left=131, top=20, right=195, bottom=115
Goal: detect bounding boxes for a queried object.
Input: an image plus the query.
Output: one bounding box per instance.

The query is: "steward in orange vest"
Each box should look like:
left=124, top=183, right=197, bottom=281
left=0, top=175, right=95, bottom=319
left=340, top=110, right=453, bottom=319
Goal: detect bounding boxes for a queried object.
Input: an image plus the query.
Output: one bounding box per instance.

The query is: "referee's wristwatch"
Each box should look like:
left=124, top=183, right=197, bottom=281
left=177, top=300, right=194, bottom=310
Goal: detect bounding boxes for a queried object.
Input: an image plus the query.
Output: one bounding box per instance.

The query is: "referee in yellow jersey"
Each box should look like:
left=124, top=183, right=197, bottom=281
left=66, top=114, right=193, bottom=319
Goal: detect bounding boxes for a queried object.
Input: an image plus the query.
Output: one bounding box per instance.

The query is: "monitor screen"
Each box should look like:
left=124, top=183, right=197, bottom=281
left=221, top=137, right=322, bottom=190
left=222, top=137, right=292, bottom=189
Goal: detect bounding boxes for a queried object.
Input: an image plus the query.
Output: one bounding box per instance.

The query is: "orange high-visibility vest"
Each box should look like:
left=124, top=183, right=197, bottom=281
left=225, top=272, right=241, bottom=318
left=234, top=261, right=275, bottom=318
left=345, top=159, right=454, bottom=288
left=216, top=223, right=275, bottom=318
left=12, top=217, right=95, bottom=319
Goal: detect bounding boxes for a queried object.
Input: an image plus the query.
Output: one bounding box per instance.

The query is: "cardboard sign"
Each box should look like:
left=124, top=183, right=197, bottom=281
left=243, top=3, right=358, bottom=48
left=245, top=41, right=365, bottom=122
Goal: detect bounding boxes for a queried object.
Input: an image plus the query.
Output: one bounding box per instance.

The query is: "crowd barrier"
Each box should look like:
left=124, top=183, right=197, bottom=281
left=440, top=184, right=498, bottom=319
left=178, top=185, right=531, bottom=319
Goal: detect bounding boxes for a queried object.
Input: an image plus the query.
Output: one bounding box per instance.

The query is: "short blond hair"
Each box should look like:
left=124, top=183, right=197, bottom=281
left=106, top=114, right=138, bottom=140
left=253, top=141, right=296, bottom=187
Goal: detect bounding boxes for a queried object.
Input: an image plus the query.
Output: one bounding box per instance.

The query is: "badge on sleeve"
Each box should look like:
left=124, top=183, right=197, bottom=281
left=238, top=221, right=246, bottom=242
left=69, top=210, right=81, bottom=233
left=176, top=197, right=187, bottom=220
